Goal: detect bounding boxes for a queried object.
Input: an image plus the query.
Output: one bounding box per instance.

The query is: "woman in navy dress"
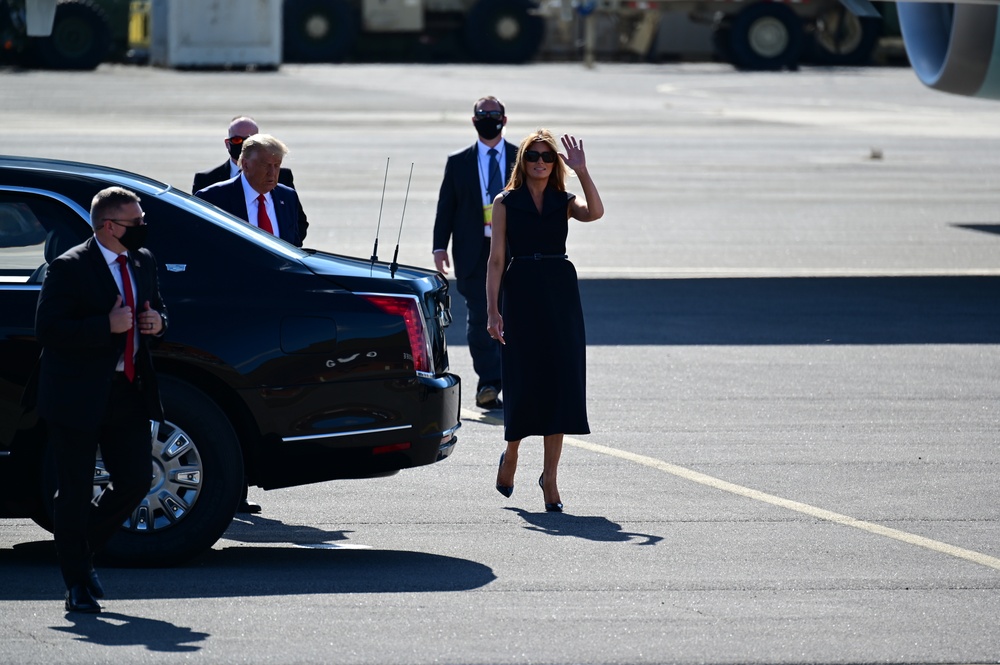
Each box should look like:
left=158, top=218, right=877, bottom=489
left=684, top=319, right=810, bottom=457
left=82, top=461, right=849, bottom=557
left=486, top=130, right=604, bottom=512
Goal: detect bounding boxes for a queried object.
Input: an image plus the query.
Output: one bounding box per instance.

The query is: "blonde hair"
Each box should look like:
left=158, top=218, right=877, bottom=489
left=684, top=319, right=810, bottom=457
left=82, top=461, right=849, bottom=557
left=506, top=129, right=565, bottom=192
left=238, top=133, right=288, bottom=169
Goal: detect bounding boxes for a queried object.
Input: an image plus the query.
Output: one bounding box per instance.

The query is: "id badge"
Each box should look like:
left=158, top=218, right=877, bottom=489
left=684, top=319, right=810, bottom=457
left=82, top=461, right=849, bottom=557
left=483, top=204, right=493, bottom=237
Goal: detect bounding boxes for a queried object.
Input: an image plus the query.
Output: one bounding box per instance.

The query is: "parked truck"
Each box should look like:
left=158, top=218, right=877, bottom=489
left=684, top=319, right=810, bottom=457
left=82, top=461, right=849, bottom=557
left=6, top=0, right=879, bottom=70
left=0, top=0, right=136, bottom=69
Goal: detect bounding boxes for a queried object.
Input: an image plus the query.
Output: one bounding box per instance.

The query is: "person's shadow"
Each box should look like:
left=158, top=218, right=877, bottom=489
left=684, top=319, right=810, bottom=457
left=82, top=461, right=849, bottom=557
left=503, top=508, right=662, bottom=545
left=52, top=612, right=208, bottom=652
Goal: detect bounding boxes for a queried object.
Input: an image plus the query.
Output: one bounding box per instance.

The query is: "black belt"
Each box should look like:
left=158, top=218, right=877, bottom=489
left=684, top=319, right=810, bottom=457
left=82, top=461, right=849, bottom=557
left=512, top=254, right=568, bottom=261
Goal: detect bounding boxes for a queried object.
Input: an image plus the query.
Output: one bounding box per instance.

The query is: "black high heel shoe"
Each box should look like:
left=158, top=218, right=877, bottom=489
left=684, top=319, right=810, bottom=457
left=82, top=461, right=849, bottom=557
left=495, top=453, right=513, bottom=498
left=538, top=474, right=563, bottom=513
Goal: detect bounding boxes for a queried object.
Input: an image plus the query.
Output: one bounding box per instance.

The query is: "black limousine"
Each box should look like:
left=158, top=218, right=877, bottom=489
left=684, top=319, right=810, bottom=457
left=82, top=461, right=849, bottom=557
left=0, top=156, right=461, bottom=565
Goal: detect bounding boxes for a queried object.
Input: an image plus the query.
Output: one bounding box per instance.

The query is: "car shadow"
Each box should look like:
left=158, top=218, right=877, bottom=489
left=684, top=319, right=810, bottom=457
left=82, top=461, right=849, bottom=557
left=503, top=507, right=663, bottom=545
left=446, top=276, right=1000, bottom=346
left=51, top=612, right=209, bottom=653
left=0, top=532, right=496, bottom=601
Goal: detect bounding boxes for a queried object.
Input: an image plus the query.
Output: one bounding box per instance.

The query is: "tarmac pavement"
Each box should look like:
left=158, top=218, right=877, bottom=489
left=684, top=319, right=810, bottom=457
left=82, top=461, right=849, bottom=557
left=0, top=62, right=998, bottom=664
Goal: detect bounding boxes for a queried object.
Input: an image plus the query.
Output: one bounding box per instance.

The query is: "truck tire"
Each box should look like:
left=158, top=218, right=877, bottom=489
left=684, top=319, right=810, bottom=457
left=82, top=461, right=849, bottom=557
left=31, top=0, right=111, bottom=70
left=463, top=0, right=544, bottom=64
left=728, top=2, right=803, bottom=71
left=283, top=0, right=361, bottom=62
left=806, top=7, right=881, bottom=65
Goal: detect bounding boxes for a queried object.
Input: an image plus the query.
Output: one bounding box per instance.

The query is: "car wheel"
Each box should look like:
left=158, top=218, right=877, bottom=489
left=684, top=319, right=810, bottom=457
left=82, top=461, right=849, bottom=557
left=283, top=0, right=361, bottom=62
left=30, top=0, right=111, bottom=70
left=98, top=376, right=243, bottom=566
left=462, top=0, right=545, bottom=64
left=728, top=3, right=803, bottom=71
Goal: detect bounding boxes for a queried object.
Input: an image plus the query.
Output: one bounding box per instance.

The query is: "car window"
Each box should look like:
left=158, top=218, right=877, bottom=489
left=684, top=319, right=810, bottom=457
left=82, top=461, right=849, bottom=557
left=0, top=192, right=90, bottom=284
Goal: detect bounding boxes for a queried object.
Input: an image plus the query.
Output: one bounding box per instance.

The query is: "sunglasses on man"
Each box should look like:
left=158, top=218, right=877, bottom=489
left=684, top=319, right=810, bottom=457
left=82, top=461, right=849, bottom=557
left=226, top=135, right=250, bottom=145
left=524, top=150, right=556, bottom=164
left=475, top=110, right=504, bottom=121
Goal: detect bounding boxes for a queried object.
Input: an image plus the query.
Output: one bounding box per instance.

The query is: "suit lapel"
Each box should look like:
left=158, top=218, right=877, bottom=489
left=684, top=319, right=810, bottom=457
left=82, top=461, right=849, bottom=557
left=231, top=176, right=250, bottom=222
left=272, top=188, right=295, bottom=244
left=85, top=237, right=121, bottom=303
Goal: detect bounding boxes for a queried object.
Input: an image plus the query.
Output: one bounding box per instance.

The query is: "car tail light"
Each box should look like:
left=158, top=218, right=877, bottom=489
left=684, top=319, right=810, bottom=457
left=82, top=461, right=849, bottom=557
left=361, top=294, right=434, bottom=376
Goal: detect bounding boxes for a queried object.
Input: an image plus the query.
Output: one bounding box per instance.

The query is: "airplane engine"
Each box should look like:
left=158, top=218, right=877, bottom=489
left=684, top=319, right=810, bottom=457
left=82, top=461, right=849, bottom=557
left=897, top=2, right=1000, bottom=99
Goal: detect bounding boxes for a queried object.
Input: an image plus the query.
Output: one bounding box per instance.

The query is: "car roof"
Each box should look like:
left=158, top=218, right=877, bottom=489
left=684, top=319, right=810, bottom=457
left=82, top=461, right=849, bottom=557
left=0, top=155, right=172, bottom=197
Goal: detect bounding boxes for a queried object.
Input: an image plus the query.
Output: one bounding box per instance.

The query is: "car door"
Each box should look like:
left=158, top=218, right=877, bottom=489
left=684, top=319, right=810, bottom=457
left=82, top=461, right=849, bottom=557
left=0, top=190, right=91, bottom=450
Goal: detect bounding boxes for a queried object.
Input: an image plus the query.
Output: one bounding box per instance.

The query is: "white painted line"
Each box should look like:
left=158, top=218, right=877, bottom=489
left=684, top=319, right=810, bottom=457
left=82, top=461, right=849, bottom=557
left=462, top=408, right=1000, bottom=572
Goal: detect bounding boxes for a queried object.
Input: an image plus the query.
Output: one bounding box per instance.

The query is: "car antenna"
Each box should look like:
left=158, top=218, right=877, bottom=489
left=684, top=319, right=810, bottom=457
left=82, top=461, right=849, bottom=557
left=370, top=157, right=390, bottom=275
left=389, top=162, right=414, bottom=279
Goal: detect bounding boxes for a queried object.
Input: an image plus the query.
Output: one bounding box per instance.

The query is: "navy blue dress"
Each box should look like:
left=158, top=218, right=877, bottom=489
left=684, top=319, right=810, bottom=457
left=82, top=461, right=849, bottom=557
left=499, top=185, right=590, bottom=441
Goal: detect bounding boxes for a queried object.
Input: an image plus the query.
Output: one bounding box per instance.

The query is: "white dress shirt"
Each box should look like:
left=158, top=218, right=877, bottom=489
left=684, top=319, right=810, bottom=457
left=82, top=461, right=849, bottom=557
left=241, top=175, right=281, bottom=238
left=96, top=238, right=138, bottom=372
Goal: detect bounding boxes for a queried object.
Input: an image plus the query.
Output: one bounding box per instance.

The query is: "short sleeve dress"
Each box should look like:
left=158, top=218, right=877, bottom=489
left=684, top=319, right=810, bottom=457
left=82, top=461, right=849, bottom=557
left=498, top=185, right=590, bottom=442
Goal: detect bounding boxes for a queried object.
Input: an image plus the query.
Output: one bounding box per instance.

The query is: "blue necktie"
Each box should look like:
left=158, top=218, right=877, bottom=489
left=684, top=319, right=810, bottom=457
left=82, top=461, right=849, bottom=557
left=487, top=148, right=502, bottom=200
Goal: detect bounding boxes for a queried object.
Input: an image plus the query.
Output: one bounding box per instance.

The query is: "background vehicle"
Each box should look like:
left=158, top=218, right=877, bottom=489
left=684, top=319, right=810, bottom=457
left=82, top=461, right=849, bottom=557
left=548, top=0, right=883, bottom=70
left=0, top=0, right=135, bottom=69
left=0, top=155, right=461, bottom=566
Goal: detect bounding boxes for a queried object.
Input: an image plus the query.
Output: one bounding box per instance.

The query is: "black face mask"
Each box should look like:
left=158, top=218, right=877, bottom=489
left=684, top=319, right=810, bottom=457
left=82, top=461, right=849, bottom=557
left=227, top=141, right=243, bottom=162
left=118, top=224, right=149, bottom=252
left=473, top=118, right=503, bottom=141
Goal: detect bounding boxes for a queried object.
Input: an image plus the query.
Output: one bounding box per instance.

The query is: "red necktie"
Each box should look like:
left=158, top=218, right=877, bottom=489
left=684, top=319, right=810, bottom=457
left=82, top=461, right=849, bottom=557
left=257, top=194, right=274, bottom=234
left=115, top=255, right=136, bottom=382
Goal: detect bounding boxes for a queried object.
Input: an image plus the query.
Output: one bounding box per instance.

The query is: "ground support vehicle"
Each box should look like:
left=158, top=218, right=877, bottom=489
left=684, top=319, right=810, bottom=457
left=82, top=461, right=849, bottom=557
left=0, top=0, right=136, bottom=69
left=0, top=155, right=461, bottom=566
left=543, top=0, right=882, bottom=70
left=281, top=0, right=546, bottom=63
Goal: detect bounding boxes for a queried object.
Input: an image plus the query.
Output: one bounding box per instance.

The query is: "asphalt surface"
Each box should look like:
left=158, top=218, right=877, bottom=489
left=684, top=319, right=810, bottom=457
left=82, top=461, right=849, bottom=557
left=1, top=62, right=999, bottom=664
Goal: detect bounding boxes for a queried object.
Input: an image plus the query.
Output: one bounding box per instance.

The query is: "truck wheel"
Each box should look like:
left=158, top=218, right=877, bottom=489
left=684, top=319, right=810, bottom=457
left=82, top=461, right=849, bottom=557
left=728, top=3, right=803, bottom=71
left=283, top=0, right=360, bottom=62
left=463, top=0, right=545, bottom=64
left=806, top=7, right=881, bottom=65
left=31, top=0, right=111, bottom=70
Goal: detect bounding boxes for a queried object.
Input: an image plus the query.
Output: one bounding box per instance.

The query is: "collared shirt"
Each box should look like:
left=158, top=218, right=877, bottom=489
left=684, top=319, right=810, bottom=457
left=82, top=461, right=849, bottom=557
left=477, top=140, right=505, bottom=239
left=96, top=237, right=138, bottom=372
left=229, top=159, right=240, bottom=179
left=241, top=175, right=281, bottom=238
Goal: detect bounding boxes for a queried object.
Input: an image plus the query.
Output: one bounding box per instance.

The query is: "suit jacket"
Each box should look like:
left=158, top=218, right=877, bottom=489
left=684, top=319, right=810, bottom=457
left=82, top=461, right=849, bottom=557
left=192, top=161, right=308, bottom=242
left=433, top=140, right=516, bottom=280
left=195, top=175, right=304, bottom=247
left=35, top=237, right=167, bottom=430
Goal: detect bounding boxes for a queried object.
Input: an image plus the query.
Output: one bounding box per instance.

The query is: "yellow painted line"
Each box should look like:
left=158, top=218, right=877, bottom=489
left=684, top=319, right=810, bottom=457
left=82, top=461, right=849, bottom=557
left=462, top=408, right=1000, bottom=572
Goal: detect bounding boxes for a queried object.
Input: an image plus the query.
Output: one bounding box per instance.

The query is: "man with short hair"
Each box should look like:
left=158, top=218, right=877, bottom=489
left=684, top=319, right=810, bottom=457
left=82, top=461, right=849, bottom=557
left=433, top=96, right=516, bottom=410
left=36, top=186, right=168, bottom=613
left=196, top=134, right=306, bottom=248
left=193, top=116, right=308, bottom=243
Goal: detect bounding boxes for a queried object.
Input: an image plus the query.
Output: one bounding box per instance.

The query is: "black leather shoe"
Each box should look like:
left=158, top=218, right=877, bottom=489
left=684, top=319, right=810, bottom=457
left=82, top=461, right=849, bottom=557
left=87, top=569, right=105, bottom=599
left=238, top=499, right=262, bottom=514
left=65, top=584, right=102, bottom=613
left=476, top=386, right=502, bottom=410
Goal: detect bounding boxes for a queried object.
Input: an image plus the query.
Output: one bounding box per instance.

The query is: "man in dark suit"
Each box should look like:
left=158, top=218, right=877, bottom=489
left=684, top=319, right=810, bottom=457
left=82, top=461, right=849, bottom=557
left=35, top=186, right=168, bottom=613
left=433, top=96, right=515, bottom=410
left=196, top=134, right=305, bottom=248
left=193, top=116, right=308, bottom=243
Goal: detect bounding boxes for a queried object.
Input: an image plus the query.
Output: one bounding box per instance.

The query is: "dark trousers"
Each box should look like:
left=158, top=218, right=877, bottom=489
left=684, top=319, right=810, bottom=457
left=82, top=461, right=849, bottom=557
left=51, top=375, right=152, bottom=588
left=456, top=238, right=502, bottom=391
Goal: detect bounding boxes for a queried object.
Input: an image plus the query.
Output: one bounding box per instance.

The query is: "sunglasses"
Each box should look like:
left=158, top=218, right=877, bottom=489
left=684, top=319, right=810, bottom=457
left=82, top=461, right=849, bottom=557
left=475, top=110, right=503, bottom=120
left=524, top=150, right=556, bottom=164
left=226, top=135, right=250, bottom=145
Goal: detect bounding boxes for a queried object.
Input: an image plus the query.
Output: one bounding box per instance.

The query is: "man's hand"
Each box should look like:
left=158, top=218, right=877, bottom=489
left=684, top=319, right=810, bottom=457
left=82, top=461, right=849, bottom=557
left=433, top=249, right=451, bottom=276
left=138, top=301, right=164, bottom=336
left=109, top=295, right=133, bottom=334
